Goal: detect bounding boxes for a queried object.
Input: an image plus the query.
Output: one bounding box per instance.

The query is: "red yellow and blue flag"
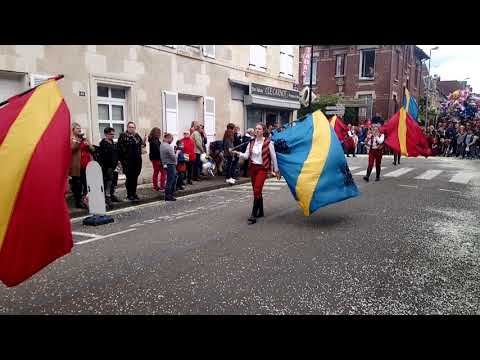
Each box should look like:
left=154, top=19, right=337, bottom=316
left=272, top=110, right=359, bottom=216
left=0, top=78, right=73, bottom=287
left=402, top=88, right=419, bottom=122
left=380, top=107, right=431, bottom=157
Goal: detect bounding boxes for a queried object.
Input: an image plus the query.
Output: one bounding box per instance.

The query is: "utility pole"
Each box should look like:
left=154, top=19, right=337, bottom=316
left=308, top=45, right=314, bottom=112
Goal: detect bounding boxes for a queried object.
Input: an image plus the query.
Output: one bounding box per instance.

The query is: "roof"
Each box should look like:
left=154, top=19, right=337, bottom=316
left=437, top=81, right=467, bottom=97
left=414, top=46, right=429, bottom=61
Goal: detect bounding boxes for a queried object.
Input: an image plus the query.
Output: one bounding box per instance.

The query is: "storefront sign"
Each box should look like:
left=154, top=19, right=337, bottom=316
left=301, top=47, right=311, bottom=79
left=250, top=83, right=299, bottom=102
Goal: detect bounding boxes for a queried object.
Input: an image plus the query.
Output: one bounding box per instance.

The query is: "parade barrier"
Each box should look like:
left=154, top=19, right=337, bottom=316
left=82, top=161, right=114, bottom=226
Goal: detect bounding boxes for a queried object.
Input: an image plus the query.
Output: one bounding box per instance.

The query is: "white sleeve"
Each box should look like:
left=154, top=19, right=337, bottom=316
left=377, top=134, right=385, bottom=144
left=238, top=144, right=250, bottom=160
left=269, top=141, right=279, bottom=172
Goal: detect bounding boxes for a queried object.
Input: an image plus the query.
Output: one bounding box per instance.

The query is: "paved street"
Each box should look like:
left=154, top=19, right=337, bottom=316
left=1, top=156, right=479, bottom=314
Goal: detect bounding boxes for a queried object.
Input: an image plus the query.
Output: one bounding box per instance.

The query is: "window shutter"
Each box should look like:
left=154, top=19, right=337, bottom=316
left=203, top=45, right=215, bottom=58
left=258, top=45, right=267, bottom=70
left=30, top=74, right=51, bottom=88
left=279, top=46, right=287, bottom=76
left=163, top=91, right=178, bottom=141
left=249, top=45, right=257, bottom=69
left=203, top=97, right=216, bottom=145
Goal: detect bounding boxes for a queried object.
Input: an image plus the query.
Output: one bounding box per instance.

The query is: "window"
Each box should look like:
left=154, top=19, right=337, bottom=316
left=335, top=54, right=346, bottom=77
left=0, top=72, right=27, bottom=102
left=279, top=111, right=291, bottom=126
left=414, top=62, right=420, bottom=87
left=247, top=108, right=264, bottom=130
left=203, top=45, right=215, bottom=59
left=280, top=45, right=294, bottom=78
left=395, top=50, right=400, bottom=80
left=304, top=57, right=317, bottom=85
left=359, top=49, right=375, bottom=79
left=97, top=85, right=127, bottom=139
left=249, top=45, right=267, bottom=72
left=358, top=94, right=373, bottom=119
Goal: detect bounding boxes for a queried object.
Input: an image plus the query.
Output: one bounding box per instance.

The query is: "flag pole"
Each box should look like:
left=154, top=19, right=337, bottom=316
left=0, top=74, right=64, bottom=108
left=308, top=45, right=314, bottom=112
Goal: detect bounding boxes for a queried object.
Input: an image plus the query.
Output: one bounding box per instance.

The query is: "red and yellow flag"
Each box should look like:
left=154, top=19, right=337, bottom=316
left=329, top=115, right=349, bottom=142
left=380, top=108, right=431, bottom=157
left=0, top=78, right=73, bottom=287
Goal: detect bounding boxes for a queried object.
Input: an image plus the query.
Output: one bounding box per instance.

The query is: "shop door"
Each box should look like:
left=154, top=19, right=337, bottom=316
left=266, top=112, right=277, bottom=128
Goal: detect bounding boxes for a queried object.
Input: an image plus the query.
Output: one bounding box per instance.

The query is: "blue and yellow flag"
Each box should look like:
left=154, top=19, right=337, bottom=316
left=272, top=110, right=359, bottom=216
left=402, top=88, right=419, bottom=122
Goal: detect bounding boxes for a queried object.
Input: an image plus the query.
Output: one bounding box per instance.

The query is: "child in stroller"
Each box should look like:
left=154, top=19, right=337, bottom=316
left=209, top=140, right=225, bottom=176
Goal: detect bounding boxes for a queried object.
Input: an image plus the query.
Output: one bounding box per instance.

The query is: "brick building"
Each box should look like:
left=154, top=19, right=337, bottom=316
left=299, top=45, right=429, bottom=124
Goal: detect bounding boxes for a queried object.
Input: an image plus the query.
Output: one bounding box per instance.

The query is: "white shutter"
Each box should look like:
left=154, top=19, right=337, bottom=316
left=286, top=45, right=294, bottom=77
left=203, top=97, right=216, bottom=146
left=30, top=74, right=51, bottom=88
left=281, top=45, right=293, bottom=78
left=257, top=45, right=267, bottom=71
left=203, top=45, right=215, bottom=58
left=249, top=45, right=257, bottom=69
left=163, top=91, right=178, bottom=142
left=279, top=45, right=287, bottom=76
left=250, top=45, right=266, bottom=72
left=286, top=54, right=294, bottom=77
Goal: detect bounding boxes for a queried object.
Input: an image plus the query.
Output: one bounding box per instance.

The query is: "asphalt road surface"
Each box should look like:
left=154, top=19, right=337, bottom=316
left=1, top=155, right=480, bottom=314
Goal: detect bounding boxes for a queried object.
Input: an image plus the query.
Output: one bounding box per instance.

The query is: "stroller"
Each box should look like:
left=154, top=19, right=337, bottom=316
left=209, top=140, right=225, bottom=175
left=200, top=153, right=217, bottom=177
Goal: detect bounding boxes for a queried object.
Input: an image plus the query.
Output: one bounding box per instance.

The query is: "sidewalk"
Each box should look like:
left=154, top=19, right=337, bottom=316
left=67, top=175, right=251, bottom=219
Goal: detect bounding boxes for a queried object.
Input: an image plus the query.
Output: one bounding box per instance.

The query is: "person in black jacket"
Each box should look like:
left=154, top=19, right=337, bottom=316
left=232, top=126, right=242, bottom=179
left=241, top=128, right=254, bottom=177
left=98, top=127, right=120, bottom=208
left=223, top=123, right=236, bottom=184
left=118, top=121, right=146, bottom=201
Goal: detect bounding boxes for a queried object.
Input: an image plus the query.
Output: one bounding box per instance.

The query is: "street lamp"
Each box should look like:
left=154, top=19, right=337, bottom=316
left=425, top=46, right=439, bottom=130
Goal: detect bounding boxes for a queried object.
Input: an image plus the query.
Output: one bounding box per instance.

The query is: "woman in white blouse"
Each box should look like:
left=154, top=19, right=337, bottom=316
left=233, top=123, right=281, bottom=224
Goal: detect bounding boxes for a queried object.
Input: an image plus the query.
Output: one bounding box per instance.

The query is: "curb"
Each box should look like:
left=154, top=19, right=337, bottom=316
left=69, top=177, right=251, bottom=218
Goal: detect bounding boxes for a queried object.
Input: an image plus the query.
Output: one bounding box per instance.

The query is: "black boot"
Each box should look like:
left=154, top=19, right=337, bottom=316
left=256, top=197, right=264, bottom=218
left=248, top=199, right=259, bottom=224
left=363, top=167, right=372, bottom=182
left=375, top=167, right=381, bottom=181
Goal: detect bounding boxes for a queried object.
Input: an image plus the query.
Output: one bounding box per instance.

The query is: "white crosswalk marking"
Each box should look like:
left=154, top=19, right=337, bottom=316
left=384, top=167, right=415, bottom=177
left=353, top=167, right=386, bottom=176
left=234, top=185, right=282, bottom=191
left=414, top=170, right=443, bottom=180
left=449, top=172, right=477, bottom=184
left=348, top=166, right=361, bottom=172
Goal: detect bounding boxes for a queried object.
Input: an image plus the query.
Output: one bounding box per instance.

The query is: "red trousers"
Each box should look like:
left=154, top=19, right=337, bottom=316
left=151, top=160, right=166, bottom=190
left=250, top=164, right=268, bottom=199
left=368, top=149, right=383, bottom=174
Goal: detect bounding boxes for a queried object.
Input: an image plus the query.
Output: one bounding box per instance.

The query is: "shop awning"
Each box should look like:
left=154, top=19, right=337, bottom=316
left=244, top=94, right=301, bottom=110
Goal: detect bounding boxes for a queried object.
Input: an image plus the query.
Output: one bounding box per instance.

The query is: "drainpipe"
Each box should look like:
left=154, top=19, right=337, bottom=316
left=388, top=45, right=394, bottom=120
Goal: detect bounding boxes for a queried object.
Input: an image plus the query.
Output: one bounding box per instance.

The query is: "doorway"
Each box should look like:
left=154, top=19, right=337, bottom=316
left=178, top=95, right=198, bottom=137
left=266, top=112, right=277, bottom=128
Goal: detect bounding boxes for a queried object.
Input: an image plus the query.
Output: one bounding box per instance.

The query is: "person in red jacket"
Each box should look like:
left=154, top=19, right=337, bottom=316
left=79, top=135, right=96, bottom=202
left=180, top=130, right=196, bottom=185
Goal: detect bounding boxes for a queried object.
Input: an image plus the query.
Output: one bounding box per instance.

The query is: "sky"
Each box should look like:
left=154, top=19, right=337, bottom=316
left=418, top=45, right=480, bottom=93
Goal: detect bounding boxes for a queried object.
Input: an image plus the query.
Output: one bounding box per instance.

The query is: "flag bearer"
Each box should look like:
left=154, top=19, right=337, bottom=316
left=363, top=124, right=385, bottom=182
left=233, top=123, right=280, bottom=224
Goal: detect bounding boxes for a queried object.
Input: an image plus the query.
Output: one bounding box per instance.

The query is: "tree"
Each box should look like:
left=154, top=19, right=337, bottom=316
left=418, top=95, right=438, bottom=126
left=297, top=94, right=341, bottom=118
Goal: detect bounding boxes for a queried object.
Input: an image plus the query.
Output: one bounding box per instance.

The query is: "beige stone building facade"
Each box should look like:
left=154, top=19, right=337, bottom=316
left=0, top=45, right=300, bottom=149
